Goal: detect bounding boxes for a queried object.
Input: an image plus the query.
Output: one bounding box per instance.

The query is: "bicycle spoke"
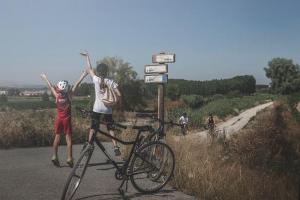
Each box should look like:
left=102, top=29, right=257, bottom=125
left=130, top=142, right=175, bottom=194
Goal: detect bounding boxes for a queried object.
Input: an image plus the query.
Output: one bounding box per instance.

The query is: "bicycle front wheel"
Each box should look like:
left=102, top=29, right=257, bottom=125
left=129, top=142, right=175, bottom=194
left=61, top=144, right=94, bottom=200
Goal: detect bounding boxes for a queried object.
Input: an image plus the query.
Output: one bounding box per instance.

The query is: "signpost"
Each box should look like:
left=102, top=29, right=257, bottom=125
left=145, top=64, right=168, bottom=74
left=144, top=52, right=176, bottom=134
left=152, top=53, right=175, bottom=63
left=144, top=74, right=168, bottom=83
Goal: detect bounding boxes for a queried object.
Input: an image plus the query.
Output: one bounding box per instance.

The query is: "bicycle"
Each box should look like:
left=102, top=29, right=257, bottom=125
left=206, top=123, right=224, bottom=143
left=180, top=123, right=188, bottom=136
left=61, top=108, right=176, bottom=200
left=135, top=112, right=185, bottom=144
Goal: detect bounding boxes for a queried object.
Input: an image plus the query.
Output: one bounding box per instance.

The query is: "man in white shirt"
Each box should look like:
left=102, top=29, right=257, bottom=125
left=82, top=52, right=122, bottom=156
left=179, top=112, right=188, bottom=135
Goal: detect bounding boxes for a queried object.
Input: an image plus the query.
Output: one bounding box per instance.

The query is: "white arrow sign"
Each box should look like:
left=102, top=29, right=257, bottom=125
left=145, top=74, right=168, bottom=83
left=152, top=53, right=175, bottom=63
left=145, top=64, right=168, bottom=74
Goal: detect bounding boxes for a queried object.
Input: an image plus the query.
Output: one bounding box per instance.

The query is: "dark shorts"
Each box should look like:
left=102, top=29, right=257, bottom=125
left=91, top=112, right=114, bottom=131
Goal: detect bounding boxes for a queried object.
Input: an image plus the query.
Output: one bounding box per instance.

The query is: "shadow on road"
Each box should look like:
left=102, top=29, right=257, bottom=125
left=75, top=189, right=177, bottom=200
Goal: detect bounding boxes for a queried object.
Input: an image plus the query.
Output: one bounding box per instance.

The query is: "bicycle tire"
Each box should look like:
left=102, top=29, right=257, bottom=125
left=61, top=144, right=94, bottom=200
left=129, top=141, right=175, bottom=194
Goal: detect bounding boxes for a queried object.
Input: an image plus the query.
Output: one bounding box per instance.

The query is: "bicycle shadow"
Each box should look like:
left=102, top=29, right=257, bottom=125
left=75, top=189, right=177, bottom=200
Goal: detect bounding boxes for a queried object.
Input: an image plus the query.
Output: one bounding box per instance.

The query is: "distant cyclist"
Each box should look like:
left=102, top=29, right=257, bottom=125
left=179, top=112, right=189, bottom=135
left=207, top=113, right=215, bottom=131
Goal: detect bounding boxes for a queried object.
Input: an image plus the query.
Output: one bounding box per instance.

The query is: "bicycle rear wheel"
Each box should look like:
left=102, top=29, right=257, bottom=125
left=129, top=142, right=175, bottom=194
left=61, top=144, right=94, bottom=200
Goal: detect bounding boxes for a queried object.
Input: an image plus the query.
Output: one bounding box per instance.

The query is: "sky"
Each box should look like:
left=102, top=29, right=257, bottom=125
left=0, top=0, right=300, bottom=85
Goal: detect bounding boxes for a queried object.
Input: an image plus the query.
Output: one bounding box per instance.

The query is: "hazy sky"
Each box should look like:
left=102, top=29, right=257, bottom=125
left=1, top=0, right=300, bottom=85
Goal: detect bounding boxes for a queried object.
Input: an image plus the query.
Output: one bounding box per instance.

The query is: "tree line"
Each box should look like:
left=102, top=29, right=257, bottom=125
left=143, top=75, right=256, bottom=101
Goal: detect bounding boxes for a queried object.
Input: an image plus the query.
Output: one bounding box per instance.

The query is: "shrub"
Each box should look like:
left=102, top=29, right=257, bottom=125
left=167, top=84, right=181, bottom=100
left=181, top=95, right=205, bottom=108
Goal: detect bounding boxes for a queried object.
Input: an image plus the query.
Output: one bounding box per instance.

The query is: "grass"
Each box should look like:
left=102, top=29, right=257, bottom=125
left=0, top=99, right=89, bottom=111
left=167, top=101, right=299, bottom=200
left=167, top=93, right=277, bottom=128
left=0, top=109, right=87, bottom=148
left=118, top=99, right=299, bottom=199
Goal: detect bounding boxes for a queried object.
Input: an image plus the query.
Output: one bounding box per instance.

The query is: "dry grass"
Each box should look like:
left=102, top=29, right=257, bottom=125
left=168, top=138, right=296, bottom=200
left=119, top=128, right=137, bottom=160
left=167, top=101, right=299, bottom=200
left=0, top=109, right=91, bottom=148
left=110, top=101, right=299, bottom=199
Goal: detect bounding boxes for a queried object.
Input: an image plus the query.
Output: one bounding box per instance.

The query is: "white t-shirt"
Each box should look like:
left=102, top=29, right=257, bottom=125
left=179, top=116, right=188, bottom=125
left=92, top=75, right=118, bottom=114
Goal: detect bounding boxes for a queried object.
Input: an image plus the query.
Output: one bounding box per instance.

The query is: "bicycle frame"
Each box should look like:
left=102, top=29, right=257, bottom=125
left=88, top=127, right=142, bottom=175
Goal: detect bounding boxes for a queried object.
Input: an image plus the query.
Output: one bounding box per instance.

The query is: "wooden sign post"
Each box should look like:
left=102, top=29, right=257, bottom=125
left=145, top=52, right=176, bottom=133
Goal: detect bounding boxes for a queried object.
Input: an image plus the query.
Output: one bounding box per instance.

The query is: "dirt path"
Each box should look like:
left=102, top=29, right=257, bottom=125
left=185, top=101, right=274, bottom=140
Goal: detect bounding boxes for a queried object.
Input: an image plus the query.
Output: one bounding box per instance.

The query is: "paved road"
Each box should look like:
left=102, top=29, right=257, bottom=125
left=0, top=144, right=195, bottom=200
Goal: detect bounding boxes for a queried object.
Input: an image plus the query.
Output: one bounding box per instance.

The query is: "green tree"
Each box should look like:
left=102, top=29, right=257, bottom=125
left=264, top=58, right=300, bottom=94
left=181, top=95, right=205, bottom=108
left=74, top=83, right=92, bottom=96
left=167, top=84, right=180, bottom=100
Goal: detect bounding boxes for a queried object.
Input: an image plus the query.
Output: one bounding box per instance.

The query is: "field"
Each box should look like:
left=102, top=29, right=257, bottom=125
left=167, top=93, right=277, bottom=129
left=0, top=96, right=90, bottom=111
left=0, top=94, right=277, bottom=148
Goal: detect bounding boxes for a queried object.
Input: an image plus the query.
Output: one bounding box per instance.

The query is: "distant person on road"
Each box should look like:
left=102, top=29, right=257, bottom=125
left=179, top=112, right=189, bottom=135
left=40, top=71, right=87, bottom=167
left=81, top=52, right=122, bottom=156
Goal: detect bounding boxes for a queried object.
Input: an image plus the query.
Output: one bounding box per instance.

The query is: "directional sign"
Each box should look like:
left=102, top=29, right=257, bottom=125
left=145, top=64, right=168, bottom=74
left=152, top=53, right=175, bottom=63
left=145, top=74, right=168, bottom=83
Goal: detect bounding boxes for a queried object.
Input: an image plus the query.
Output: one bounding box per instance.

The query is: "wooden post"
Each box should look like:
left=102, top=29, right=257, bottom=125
left=158, top=83, right=165, bottom=133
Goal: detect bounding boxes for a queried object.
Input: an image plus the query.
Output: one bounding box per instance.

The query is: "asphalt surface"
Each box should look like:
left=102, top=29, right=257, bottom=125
left=0, top=143, right=195, bottom=200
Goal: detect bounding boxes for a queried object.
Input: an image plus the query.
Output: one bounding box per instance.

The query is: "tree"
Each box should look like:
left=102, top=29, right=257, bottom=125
left=97, top=56, right=137, bottom=84
left=96, top=56, right=144, bottom=111
left=181, top=95, right=205, bottom=108
left=167, top=84, right=180, bottom=100
left=73, top=83, right=93, bottom=96
left=264, top=58, right=300, bottom=94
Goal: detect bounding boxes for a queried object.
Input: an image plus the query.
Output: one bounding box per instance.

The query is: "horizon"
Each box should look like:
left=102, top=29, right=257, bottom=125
left=0, top=75, right=269, bottom=89
left=1, top=0, right=300, bottom=85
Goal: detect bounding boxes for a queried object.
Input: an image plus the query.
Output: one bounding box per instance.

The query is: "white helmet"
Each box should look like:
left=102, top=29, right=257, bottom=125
left=56, top=80, right=69, bottom=92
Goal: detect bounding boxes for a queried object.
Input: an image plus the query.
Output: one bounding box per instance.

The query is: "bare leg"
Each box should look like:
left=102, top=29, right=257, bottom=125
left=53, top=134, right=61, bottom=158
left=89, top=129, right=95, bottom=143
left=65, top=134, right=73, bottom=160
left=110, top=130, right=121, bottom=156
left=109, top=130, right=117, bottom=147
